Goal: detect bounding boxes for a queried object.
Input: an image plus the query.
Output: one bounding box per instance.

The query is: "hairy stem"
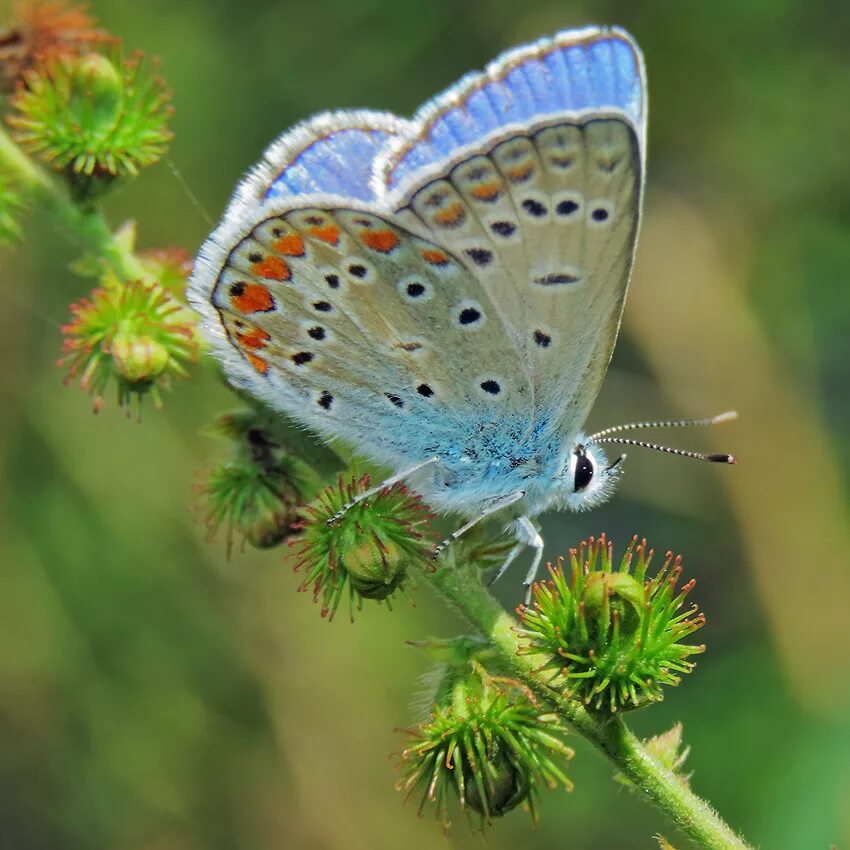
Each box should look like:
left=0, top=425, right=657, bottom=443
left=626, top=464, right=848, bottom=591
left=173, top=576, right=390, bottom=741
left=424, top=561, right=753, bottom=850
left=0, top=127, right=150, bottom=282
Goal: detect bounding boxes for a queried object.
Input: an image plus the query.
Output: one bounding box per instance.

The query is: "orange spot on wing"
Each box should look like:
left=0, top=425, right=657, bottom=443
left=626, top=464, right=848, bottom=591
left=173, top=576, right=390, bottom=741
left=434, top=201, right=466, bottom=225
left=251, top=256, right=291, bottom=281
left=232, top=283, right=275, bottom=313
left=421, top=248, right=449, bottom=266
left=247, top=353, right=268, bottom=374
left=273, top=234, right=305, bottom=256
left=361, top=229, right=399, bottom=253
left=470, top=182, right=502, bottom=201
left=237, top=326, right=271, bottom=350
left=309, top=224, right=340, bottom=245
left=505, top=164, right=534, bottom=182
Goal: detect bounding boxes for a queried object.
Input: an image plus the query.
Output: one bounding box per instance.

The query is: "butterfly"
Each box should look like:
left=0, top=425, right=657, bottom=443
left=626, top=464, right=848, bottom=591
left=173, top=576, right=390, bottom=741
left=188, top=25, right=735, bottom=595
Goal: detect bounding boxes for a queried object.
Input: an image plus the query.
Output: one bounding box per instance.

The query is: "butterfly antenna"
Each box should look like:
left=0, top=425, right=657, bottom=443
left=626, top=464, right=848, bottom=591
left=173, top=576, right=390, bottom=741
left=166, top=155, right=214, bottom=227
left=593, top=436, right=737, bottom=464
left=586, top=410, right=737, bottom=442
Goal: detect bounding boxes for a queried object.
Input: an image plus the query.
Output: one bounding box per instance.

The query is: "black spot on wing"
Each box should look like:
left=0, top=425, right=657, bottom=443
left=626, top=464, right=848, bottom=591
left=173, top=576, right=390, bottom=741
left=522, top=199, right=547, bottom=217
left=490, top=220, right=516, bottom=237
left=556, top=199, right=579, bottom=216
left=534, top=272, right=581, bottom=286
left=465, top=247, right=493, bottom=267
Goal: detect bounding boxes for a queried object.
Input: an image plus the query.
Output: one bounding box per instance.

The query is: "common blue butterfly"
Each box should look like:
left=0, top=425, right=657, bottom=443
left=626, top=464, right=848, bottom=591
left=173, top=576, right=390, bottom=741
left=188, top=26, right=735, bottom=594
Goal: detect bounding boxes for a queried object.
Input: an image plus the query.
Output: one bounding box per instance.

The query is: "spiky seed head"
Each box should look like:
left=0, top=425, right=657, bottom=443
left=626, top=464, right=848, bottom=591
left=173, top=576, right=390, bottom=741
left=517, top=534, right=706, bottom=713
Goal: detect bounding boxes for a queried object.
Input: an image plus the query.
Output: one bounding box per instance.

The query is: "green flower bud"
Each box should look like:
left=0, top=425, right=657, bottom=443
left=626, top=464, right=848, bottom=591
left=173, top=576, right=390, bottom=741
left=463, top=748, right=529, bottom=818
left=582, top=569, right=644, bottom=641
left=290, top=474, right=434, bottom=621
left=517, top=535, right=706, bottom=713
left=67, top=53, right=123, bottom=138
left=110, top=331, right=169, bottom=383
left=243, top=506, right=299, bottom=550
left=60, top=279, right=198, bottom=412
left=199, top=454, right=307, bottom=556
left=9, top=48, right=174, bottom=199
left=397, top=667, right=573, bottom=831
left=344, top=538, right=408, bottom=599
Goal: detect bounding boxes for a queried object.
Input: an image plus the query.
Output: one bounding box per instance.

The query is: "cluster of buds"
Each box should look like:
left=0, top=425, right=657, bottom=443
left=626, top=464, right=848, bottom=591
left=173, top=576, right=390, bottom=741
left=397, top=651, right=574, bottom=830
left=0, top=5, right=190, bottom=410
left=516, top=535, right=706, bottom=713
left=289, top=474, right=434, bottom=621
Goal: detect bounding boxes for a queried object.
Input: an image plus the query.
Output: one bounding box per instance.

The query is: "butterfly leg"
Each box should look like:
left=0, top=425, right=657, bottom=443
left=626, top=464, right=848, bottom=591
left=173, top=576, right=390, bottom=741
left=487, top=542, right=525, bottom=587
left=326, top=456, right=441, bottom=525
left=432, top=491, right=526, bottom=560
left=513, top=516, right=544, bottom=604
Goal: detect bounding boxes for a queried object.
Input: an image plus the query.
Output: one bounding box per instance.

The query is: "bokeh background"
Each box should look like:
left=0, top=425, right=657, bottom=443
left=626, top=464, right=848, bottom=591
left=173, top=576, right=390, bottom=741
left=2, top=1, right=850, bottom=848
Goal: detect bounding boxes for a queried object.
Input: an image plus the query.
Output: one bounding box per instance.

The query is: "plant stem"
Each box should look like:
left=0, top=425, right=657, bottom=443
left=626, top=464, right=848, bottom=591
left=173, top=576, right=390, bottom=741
left=424, top=560, right=753, bottom=850
left=0, top=127, right=150, bottom=282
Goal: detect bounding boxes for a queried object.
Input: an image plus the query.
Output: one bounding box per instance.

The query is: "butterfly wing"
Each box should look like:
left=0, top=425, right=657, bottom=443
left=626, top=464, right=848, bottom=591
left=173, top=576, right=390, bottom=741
left=223, top=110, right=411, bottom=209
left=379, top=27, right=646, bottom=437
left=193, top=203, right=535, bottom=469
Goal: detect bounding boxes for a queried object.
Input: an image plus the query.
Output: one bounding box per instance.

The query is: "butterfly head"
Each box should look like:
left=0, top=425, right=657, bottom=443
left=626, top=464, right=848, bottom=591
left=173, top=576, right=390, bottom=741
left=561, top=441, right=624, bottom=512
left=561, top=410, right=739, bottom=512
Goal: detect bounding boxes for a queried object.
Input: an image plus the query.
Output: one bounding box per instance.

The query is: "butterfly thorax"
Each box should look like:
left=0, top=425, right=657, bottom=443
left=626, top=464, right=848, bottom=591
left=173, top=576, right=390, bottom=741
left=407, top=416, right=577, bottom=518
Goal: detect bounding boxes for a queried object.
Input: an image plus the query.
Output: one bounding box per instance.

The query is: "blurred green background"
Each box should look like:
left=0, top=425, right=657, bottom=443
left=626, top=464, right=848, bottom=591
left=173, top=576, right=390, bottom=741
left=2, top=1, right=850, bottom=848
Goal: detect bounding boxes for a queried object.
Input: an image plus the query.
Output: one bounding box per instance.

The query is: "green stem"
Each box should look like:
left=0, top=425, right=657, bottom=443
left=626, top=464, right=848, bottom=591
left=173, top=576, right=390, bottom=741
left=0, top=126, right=150, bottom=282
left=424, top=561, right=753, bottom=850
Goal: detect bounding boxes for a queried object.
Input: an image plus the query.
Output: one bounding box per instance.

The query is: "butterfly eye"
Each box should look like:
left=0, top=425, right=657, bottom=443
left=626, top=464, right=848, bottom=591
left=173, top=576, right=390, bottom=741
left=573, top=450, right=594, bottom=492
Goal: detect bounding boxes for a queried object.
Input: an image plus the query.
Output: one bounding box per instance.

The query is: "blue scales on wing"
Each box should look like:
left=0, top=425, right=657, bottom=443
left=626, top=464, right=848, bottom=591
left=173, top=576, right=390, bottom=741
left=230, top=110, right=409, bottom=206
left=378, top=28, right=643, bottom=193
